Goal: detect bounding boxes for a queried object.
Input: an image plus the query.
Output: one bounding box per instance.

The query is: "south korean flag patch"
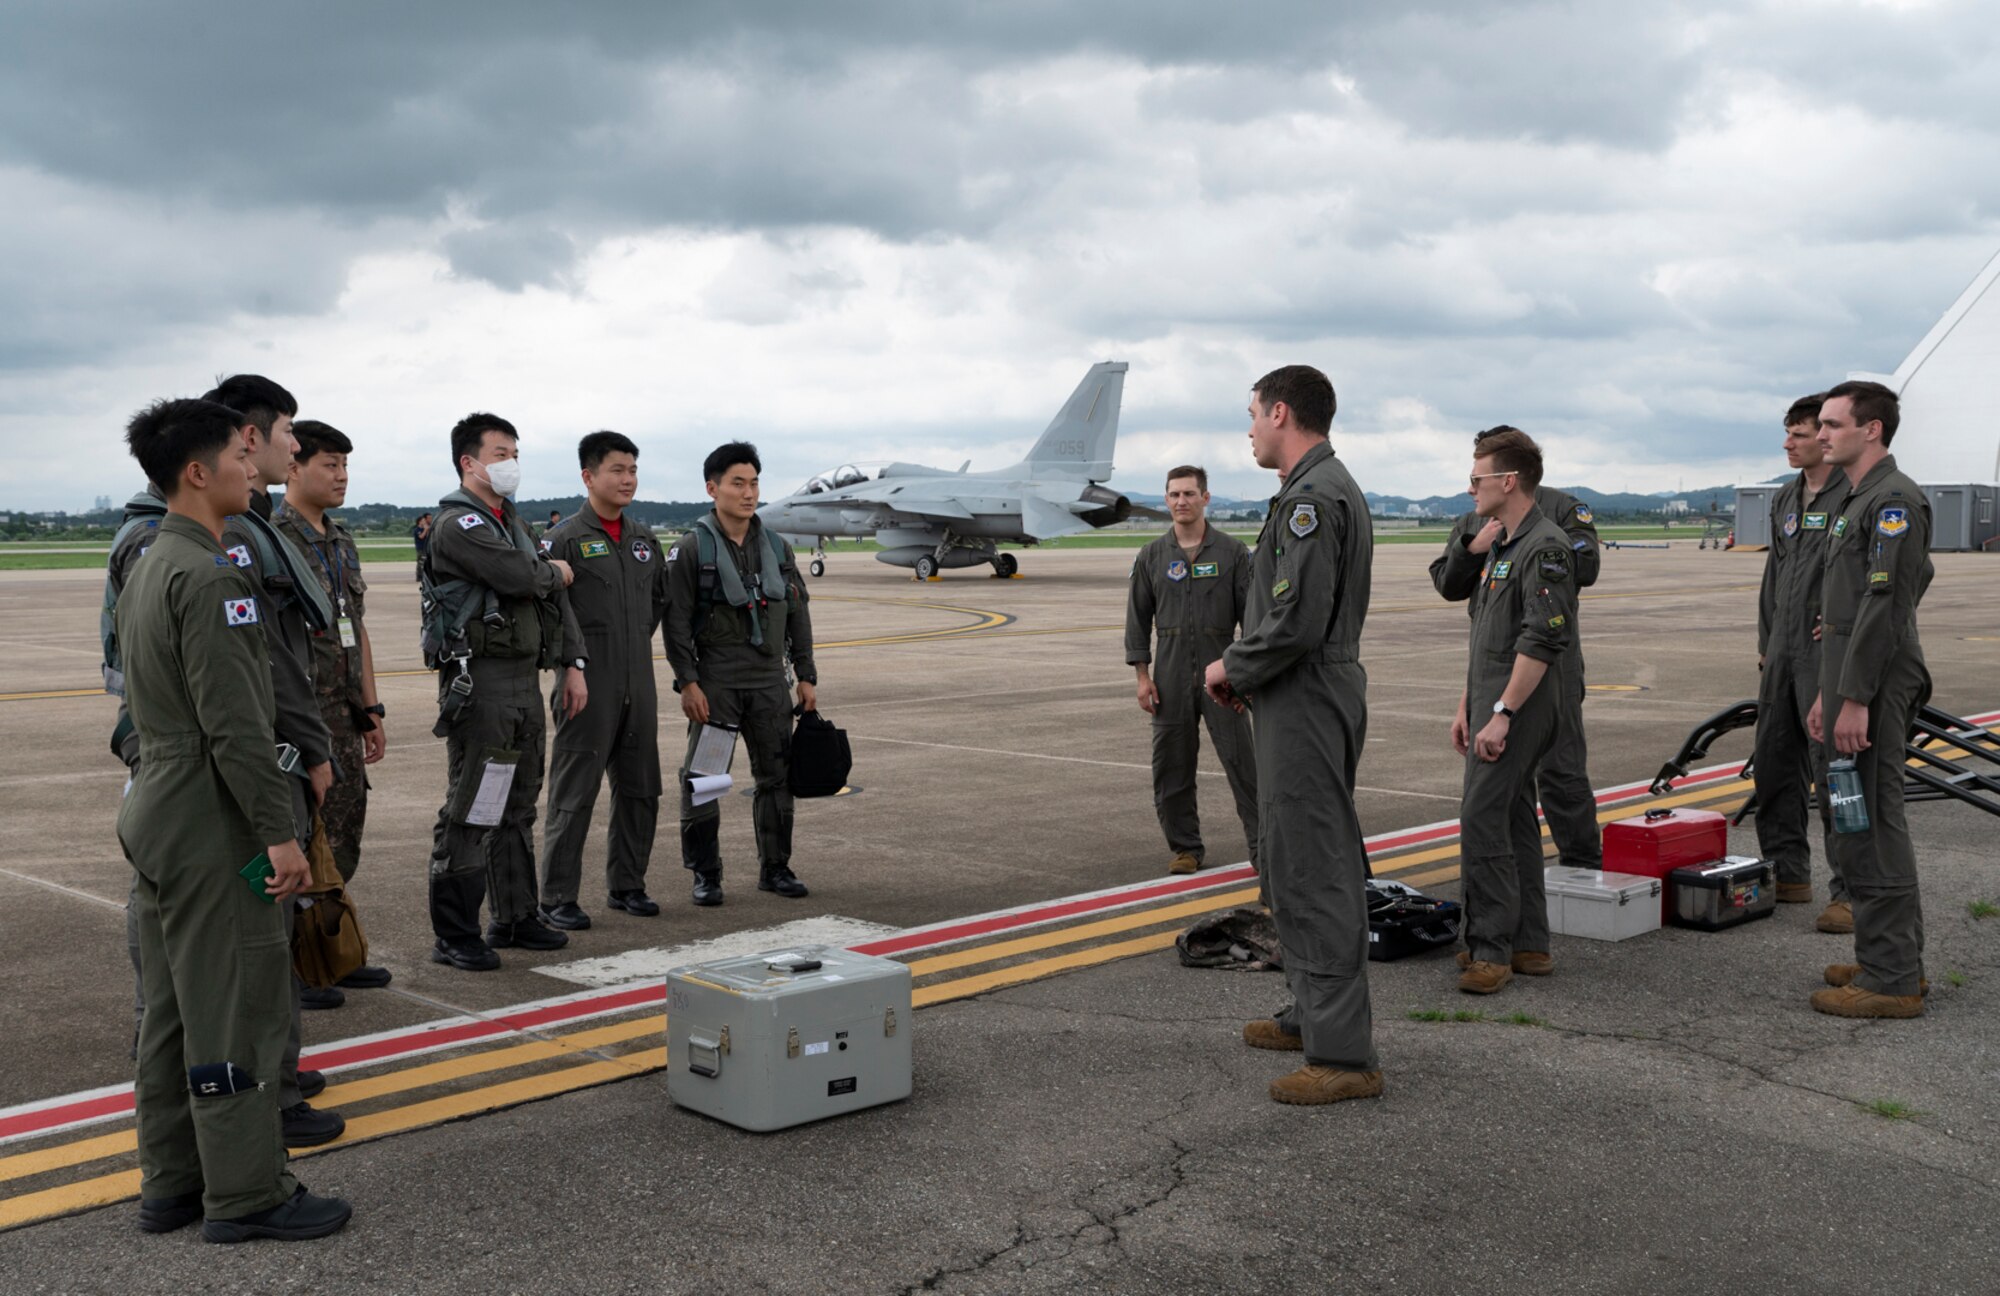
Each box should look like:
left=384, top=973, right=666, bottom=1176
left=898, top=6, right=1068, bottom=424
left=1288, top=502, right=1319, bottom=538
left=224, top=596, right=260, bottom=627
left=225, top=544, right=252, bottom=568
left=458, top=513, right=486, bottom=531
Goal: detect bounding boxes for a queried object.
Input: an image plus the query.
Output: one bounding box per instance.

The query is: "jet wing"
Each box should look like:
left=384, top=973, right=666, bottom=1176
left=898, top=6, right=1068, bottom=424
left=780, top=482, right=977, bottom=521
left=1021, top=494, right=1090, bottom=540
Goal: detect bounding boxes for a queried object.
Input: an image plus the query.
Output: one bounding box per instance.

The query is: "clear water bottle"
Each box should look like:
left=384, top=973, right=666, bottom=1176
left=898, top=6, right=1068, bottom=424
left=1827, top=758, right=1870, bottom=834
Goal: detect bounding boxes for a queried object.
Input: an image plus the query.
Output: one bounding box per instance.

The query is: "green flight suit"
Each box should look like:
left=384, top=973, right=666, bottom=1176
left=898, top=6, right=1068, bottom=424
left=1124, top=526, right=1260, bottom=869
left=274, top=503, right=375, bottom=882
left=1819, top=456, right=1933, bottom=997
left=539, top=511, right=670, bottom=905
left=105, top=487, right=167, bottom=1049
left=1458, top=509, right=1579, bottom=965
left=116, top=513, right=300, bottom=1219
left=426, top=491, right=581, bottom=945
left=1431, top=485, right=1601, bottom=869
left=1753, top=468, right=1852, bottom=897
left=663, top=514, right=816, bottom=879
left=1219, top=440, right=1376, bottom=1072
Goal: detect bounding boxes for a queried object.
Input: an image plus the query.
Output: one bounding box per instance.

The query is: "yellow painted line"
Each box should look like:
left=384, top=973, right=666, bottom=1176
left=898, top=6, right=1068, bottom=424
left=908, top=887, right=1263, bottom=976
left=0, top=1015, right=667, bottom=1187
left=0, top=688, right=105, bottom=702
left=914, top=930, right=1181, bottom=1007
left=0, top=1049, right=665, bottom=1233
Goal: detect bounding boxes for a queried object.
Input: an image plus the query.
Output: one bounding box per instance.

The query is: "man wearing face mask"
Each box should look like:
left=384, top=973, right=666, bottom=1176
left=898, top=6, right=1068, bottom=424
left=424, top=413, right=584, bottom=970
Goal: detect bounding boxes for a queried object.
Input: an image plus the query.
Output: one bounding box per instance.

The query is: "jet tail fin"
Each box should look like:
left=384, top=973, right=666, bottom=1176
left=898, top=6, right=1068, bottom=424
left=1019, top=361, right=1127, bottom=481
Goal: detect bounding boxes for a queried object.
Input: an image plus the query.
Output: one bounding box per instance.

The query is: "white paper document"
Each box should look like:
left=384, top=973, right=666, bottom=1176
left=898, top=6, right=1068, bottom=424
left=465, top=759, right=519, bottom=827
left=689, top=724, right=738, bottom=777
left=688, top=773, right=734, bottom=807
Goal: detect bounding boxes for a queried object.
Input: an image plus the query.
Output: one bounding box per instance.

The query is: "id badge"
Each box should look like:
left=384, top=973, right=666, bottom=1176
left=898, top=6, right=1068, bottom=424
left=338, top=616, right=357, bottom=649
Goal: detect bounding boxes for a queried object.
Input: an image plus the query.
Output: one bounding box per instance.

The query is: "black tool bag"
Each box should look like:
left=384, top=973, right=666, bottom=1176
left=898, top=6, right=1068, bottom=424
left=1366, top=880, right=1462, bottom=962
left=788, top=707, right=852, bottom=797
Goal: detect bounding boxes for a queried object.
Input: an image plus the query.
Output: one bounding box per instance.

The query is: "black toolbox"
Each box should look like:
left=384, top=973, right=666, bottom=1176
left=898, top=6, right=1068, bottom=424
left=1667, top=856, right=1777, bottom=931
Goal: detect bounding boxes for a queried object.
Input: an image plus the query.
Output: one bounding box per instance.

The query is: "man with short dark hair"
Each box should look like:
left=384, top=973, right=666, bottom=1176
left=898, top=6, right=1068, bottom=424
left=115, top=397, right=351, bottom=1243
left=274, top=420, right=393, bottom=994
left=1752, top=392, right=1852, bottom=924
left=425, top=413, right=583, bottom=969
left=1203, top=366, right=1381, bottom=1106
left=1808, top=380, right=1933, bottom=1018
left=1125, top=465, right=1259, bottom=877
left=1429, top=426, right=1602, bottom=872
left=538, top=431, right=670, bottom=928
left=664, top=441, right=818, bottom=906
left=1449, top=427, right=1580, bottom=996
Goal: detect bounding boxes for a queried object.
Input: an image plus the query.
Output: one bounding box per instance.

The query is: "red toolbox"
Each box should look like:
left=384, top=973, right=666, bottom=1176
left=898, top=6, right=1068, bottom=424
left=1602, top=807, right=1729, bottom=921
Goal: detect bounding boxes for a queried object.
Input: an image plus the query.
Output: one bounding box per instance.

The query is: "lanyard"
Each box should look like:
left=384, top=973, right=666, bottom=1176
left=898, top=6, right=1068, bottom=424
left=306, top=530, right=347, bottom=610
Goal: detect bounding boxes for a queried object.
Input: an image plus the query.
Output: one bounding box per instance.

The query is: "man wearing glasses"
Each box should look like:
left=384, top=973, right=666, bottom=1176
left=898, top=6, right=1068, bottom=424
left=1430, top=427, right=1601, bottom=877
left=1449, top=429, right=1581, bottom=994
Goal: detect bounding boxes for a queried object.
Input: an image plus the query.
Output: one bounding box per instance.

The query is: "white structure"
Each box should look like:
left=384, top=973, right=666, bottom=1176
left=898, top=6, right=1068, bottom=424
left=1663, top=499, right=1690, bottom=516
left=1852, top=247, right=2000, bottom=482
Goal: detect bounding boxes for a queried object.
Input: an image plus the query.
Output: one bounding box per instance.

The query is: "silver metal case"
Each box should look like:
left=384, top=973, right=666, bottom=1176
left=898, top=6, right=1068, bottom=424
left=666, top=946, right=913, bottom=1132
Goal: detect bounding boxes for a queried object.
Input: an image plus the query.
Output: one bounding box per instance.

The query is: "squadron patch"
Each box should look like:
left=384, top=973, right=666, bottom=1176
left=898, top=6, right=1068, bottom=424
left=1783, top=512, right=1799, bottom=538
left=212, top=554, right=227, bottom=566
left=1490, top=560, right=1513, bottom=581
left=632, top=540, right=653, bottom=563
left=1192, top=562, right=1218, bottom=579
left=1288, top=502, right=1319, bottom=538
left=580, top=539, right=610, bottom=559
left=1802, top=512, right=1828, bottom=531
left=224, top=597, right=260, bottom=627
left=225, top=544, right=252, bottom=568
left=1271, top=578, right=1292, bottom=599
left=1548, top=614, right=1567, bottom=629
left=1876, top=507, right=1909, bottom=538
left=458, top=513, right=486, bottom=530
left=1538, top=551, right=1571, bottom=582
left=1167, top=559, right=1188, bottom=582
left=1869, top=570, right=1890, bottom=586
left=1832, top=516, right=1849, bottom=538
left=1574, top=504, right=1594, bottom=524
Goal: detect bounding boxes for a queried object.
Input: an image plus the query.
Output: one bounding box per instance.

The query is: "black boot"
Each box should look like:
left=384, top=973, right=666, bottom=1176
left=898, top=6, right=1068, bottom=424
left=683, top=818, right=723, bottom=907
left=759, top=864, right=809, bottom=899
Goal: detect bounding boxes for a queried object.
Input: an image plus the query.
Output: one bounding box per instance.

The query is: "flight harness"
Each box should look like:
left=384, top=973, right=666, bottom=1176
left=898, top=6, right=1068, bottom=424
left=419, top=491, right=558, bottom=731
left=689, top=515, right=789, bottom=651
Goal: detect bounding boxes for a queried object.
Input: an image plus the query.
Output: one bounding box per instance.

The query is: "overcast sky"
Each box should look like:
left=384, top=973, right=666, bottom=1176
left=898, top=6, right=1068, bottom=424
left=2, top=0, right=1995, bottom=511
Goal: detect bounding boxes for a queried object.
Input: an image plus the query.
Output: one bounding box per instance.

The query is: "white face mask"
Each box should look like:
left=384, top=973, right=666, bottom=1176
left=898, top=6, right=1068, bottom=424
left=481, top=459, right=522, bottom=498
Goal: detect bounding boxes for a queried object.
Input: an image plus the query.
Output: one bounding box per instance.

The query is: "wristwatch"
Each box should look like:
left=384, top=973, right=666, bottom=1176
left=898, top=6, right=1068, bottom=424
left=363, top=703, right=386, bottom=719
left=1492, top=700, right=1515, bottom=719
left=570, top=658, right=588, bottom=672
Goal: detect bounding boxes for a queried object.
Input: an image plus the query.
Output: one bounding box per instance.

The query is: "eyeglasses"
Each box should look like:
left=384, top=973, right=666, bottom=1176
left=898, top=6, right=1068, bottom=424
left=1468, top=471, right=1517, bottom=488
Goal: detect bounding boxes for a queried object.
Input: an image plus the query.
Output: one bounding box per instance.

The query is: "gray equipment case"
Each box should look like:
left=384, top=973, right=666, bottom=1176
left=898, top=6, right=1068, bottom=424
left=1667, top=856, right=1777, bottom=931
left=666, top=946, right=913, bottom=1132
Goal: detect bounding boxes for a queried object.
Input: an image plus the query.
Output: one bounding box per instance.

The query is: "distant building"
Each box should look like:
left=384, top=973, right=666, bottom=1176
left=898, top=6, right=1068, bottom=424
left=1851, top=247, right=2000, bottom=482
left=93, top=495, right=111, bottom=511
left=1663, top=500, right=1690, bottom=516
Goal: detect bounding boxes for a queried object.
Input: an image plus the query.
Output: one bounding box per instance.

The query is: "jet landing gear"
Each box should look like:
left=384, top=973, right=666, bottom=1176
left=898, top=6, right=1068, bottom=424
left=914, top=554, right=939, bottom=581
left=808, top=541, right=827, bottom=578
left=991, top=552, right=1018, bottom=578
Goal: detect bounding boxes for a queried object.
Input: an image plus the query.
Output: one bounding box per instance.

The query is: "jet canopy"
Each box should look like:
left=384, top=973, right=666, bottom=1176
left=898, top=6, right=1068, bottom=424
left=800, top=463, right=886, bottom=495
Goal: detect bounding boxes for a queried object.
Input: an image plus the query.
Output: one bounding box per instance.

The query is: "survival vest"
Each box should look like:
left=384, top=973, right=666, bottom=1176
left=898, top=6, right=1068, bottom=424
left=420, top=491, right=565, bottom=728
left=689, top=515, right=791, bottom=653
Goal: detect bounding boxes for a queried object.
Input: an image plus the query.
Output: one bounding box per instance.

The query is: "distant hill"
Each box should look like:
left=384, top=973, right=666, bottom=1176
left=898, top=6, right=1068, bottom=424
left=1362, top=481, right=1780, bottom=519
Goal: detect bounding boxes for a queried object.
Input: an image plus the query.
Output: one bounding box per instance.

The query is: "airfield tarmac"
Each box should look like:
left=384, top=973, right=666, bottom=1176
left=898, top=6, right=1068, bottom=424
left=0, top=541, right=1996, bottom=1292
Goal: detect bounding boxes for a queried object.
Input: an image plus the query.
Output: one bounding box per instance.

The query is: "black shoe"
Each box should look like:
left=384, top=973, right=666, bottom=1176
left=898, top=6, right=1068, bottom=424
left=608, top=889, right=660, bottom=917
left=280, top=1102, right=345, bottom=1149
left=137, top=1191, right=204, bottom=1234
left=335, top=965, right=393, bottom=989
left=202, top=1185, right=352, bottom=1244
left=540, top=901, right=593, bottom=931
left=485, top=917, right=569, bottom=951
left=299, top=985, right=346, bottom=1011
left=758, top=866, right=809, bottom=899
left=297, top=1070, right=326, bottom=1101
left=691, top=871, right=724, bottom=907
left=430, top=940, right=500, bottom=972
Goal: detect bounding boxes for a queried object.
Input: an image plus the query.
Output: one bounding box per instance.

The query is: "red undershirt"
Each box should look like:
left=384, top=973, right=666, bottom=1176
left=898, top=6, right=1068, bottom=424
left=600, top=514, right=623, bottom=544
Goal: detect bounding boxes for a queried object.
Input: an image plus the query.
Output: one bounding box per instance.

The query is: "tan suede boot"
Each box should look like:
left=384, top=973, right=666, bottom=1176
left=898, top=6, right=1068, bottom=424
left=1268, top=1066, right=1385, bottom=1105
left=1456, top=950, right=1553, bottom=976
left=1815, top=900, right=1854, bottom=933
left=1823, top=964, right=1929, bottom=996
left=1242, top=1019, right=1304, bottom=1051
left=1776, top=882, right=1813, bottom=904
left=1168, top=852, right=1200, bottom=875
left=1458, top=960, right=1513, bottom=994
left=1810, top=983, right=1923, bottom=1018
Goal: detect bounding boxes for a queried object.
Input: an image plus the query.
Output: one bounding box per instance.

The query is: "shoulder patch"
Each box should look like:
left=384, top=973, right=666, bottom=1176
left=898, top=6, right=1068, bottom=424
left=1538, top=550, right=1571, bottom=582
left=1876, top=506, right=1909, bottom=538
left=224, top=596, right=260, bottom=627
left=1574, top=504, right=1593, bottom=524
left=667, top=545, right=680, bottom=563
left=1166, top=559, right=1188, bottom=582
left=458, top=513, right=486, bottom=530
left=632, top=540, right=653, bottom=563
left=1287, top=502, right=1319, bottom=538
left=225, top=544, right=252, bottom=568
left=539, top=538, right=554, bottom=554
left=212, top=553, right=226, bottom=565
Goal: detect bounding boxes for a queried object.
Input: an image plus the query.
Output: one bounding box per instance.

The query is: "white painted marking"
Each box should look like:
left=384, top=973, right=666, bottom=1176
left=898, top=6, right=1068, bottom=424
left=533, top=916, right=900, bottom=987
left=0, top=867, right=127, bottom=912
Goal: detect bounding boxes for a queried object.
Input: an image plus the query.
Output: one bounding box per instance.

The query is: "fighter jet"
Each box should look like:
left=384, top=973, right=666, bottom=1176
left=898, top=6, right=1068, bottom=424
left=761, top=361, right=1157, bottom=579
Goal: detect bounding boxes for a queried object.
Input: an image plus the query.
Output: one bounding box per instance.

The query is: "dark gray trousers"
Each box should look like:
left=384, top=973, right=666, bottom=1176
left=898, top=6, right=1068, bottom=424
left=1460, top=696, right=1558, bottom=964
left=1754, top=651, right=1844, bottom=898
left=541, top=689, right=661, bottom=905
left=1151, top=684, right=1259, bottom=868
left=429, top=658, right=547, bottom=939
left=1537, top=672, right=1602, bottom=869
left=1823, top=655, right=1929, bottom=997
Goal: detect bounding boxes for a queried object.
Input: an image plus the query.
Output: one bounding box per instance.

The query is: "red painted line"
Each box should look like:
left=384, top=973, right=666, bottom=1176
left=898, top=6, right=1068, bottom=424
left=0, top=1094, right=129, bottom=1142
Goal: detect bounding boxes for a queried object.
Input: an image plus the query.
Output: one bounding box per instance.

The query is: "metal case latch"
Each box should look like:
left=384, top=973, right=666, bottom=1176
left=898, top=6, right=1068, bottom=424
left=884, top=1008, right=898, bottom=1038
left=687, top=1034, right=722, bottom=1078
left=787, top=1027, right=801, bottom=1059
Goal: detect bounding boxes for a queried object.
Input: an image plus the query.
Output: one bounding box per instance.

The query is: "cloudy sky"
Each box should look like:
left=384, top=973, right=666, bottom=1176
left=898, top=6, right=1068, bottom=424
left=2, top=0, right=1995, bottom=511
